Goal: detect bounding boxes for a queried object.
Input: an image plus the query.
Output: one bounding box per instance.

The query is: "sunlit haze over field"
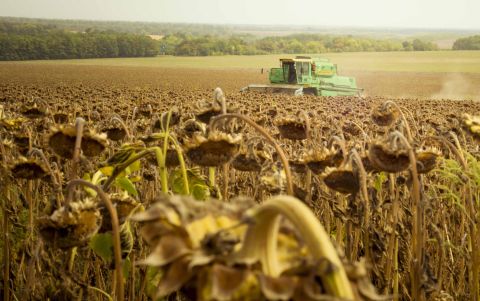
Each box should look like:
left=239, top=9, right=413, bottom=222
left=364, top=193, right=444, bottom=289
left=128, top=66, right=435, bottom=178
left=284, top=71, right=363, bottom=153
left=1, top=0, right=479, bottom=29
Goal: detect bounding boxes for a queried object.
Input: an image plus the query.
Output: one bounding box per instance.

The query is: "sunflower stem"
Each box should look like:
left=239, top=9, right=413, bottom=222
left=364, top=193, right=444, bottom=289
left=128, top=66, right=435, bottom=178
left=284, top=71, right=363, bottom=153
left=158, top=110, right=173, bottom=193
left=236, top=195, right=355, bottom=299
left=70, top=117, right=85, bottom=181
left=65, top=179, right=123, bottom=301
left=215, top=87, right=231, bottom=201
left=209, top=167, right=216, bottom=188
left=111, top=115, right=131, bottom=140
left=0, top=135, right=11, bottom=301
left=350, top=149, right=371, bottom=265
left=394, top=131, right=424, bottom=301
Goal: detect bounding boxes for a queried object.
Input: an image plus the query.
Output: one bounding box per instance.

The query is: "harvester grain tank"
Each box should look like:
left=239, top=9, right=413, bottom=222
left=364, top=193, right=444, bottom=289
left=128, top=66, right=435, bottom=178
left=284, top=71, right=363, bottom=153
left=243, top=56, right=363, bottom=96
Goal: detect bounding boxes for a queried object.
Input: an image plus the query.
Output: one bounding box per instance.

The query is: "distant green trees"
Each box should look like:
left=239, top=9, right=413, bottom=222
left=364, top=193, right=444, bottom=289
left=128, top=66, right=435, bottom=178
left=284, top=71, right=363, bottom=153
left=0, top=22, right=158, bottom=60
left=452, top=35, right=480, bottom=50
left=162, top=34, right=436, bottom=56
left=0, top=20, right=445, bottom=60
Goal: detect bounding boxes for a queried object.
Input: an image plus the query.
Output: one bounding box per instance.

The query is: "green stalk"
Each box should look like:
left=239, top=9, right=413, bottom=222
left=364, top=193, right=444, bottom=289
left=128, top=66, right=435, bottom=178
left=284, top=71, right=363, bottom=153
left=68, top=247, right=77, bottom=272
left=169, top=137, right=190, bottom=195
left=154, top=147, right=168, bottom=193
left=209, top=167, right=216, bottom=188
left=143, top=132, right=190, bottom=195
left=160, top=110, right=173, bottom=193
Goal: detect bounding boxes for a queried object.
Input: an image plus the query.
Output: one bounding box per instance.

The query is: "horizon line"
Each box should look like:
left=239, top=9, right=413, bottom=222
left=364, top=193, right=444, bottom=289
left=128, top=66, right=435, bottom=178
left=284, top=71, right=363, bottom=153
left=1, top=15, right=479, bottom=33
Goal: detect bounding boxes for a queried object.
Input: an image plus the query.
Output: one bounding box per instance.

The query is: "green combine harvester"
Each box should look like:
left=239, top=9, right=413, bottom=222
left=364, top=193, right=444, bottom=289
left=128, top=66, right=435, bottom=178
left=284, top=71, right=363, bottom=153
left=242, top=56, right=363, bottom=96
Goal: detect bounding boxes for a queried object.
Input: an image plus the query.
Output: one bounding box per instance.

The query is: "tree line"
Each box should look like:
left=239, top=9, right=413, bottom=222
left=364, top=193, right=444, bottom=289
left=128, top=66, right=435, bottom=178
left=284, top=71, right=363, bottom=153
left=0, top=21, right=446, bottom=61
left=162, top=33, right=438, bottom=56
left=0, top=22, right=159, bottom=60
left=452, top=35, right=480, bottom=50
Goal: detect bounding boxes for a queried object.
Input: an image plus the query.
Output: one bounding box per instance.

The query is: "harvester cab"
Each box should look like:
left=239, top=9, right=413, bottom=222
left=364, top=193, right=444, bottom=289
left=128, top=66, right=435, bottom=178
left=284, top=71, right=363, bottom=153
left=242, top=56, right=363, bottom=97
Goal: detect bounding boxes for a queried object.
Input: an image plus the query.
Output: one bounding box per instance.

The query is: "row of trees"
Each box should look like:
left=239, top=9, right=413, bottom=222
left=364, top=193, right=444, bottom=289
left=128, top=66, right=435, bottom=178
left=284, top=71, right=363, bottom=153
left=162, top=34, right=438, bottom=56
left=0, top=21, right=444, bottom=60
left=0, top=23, right=159, bottom=60
left=0, top=17, right=233, bottom=36
left=453, top=35, right=480, bottom=50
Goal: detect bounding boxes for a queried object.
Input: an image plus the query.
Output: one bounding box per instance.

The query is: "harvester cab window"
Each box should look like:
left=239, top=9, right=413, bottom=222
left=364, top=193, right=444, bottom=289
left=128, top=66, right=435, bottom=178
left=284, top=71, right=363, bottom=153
left=298, top=62, right=310, bottom=76
left=282, top=62, right=297, bottom=84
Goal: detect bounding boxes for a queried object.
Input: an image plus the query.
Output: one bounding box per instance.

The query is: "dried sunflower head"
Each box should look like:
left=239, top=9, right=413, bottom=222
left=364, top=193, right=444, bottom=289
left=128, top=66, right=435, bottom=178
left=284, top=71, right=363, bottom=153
left=103, top=125, right=127, bottom=141
left=38, top=199, right=101, bottom=249
left=360, top=153, right=379, bottom=174
left=81, top=130, right=108, bottom=157
left=180, top=119, right=207, bottom=140
left=462, top=113, right=480, bottom=140
left=53, top=112, right=70, bottom=124
left=47, top=126, right=108, bottom=158
left=21, top=102, right=47, bottom=119
left=99, top=193, right=142, bottom=232
left=368, top=134, right=410, bottom=173
left=371, top=103, right=399, bottom=127
left=195, top=105, right=222, bottom=124
left=304, top=147, right=343, bottom=175
left=10, top=157, right=48, bottom=179
left=130, top=195, right=255, bottom=299
left=232, top=152, right=263, bottom=172
left=322, top=164, right=360, bottom=195
left=159, top=107, right=181, bottom=128
left=0, top=117, right=28, bottom=130
left=185, top=131, right=242, bottom=167
left=261, top=165, right=286, bottom=193
left=416, top=147, right=441, bottom=174
left=138, top=103, right=153, bottom=117
left=231, top=144, right=271, bottom=173
left=275, top=117, right=308, bottom=140
left=289, top=159, right=307, bottom=174
left=12, top=133, right=30, bottom=154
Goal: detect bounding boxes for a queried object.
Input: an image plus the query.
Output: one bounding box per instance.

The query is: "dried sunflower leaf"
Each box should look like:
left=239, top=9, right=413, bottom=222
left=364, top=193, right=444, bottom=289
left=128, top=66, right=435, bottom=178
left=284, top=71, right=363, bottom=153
left=258, top=274, right=297, bottom=300
left=138, top=235, right=191, bottom=267
left=155, top=255, right=194, bottom=299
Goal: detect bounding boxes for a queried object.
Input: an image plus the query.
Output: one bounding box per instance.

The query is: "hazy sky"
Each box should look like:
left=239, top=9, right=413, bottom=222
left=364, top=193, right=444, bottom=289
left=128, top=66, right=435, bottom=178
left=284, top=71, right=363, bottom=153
left=1, top=0, right=479, bottom=30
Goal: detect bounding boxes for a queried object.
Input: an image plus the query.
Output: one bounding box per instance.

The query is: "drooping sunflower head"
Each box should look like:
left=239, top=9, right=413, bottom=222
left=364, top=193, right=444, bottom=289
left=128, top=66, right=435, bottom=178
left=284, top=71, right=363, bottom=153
left=185, top=131, right=242, bottom=167
left=322, top=164, right=360, bottom=195
left=462, top=113, right=480, bottom=141
left=47, top=126, right=108, bottom=158
left=368, top=134, right=410, bottom=173
left=371, top=103, right=399, bottom=127
left=10, top=157, right=48, bottom=180
left=275, top=117, right=308, bottom=140
left=304, top=147, right=343, bottom=175
left=21, top=101, right=47, bottom=119
left=416, top=147, right=442, bottom=174
left=38, top=198, right=101, bottom=249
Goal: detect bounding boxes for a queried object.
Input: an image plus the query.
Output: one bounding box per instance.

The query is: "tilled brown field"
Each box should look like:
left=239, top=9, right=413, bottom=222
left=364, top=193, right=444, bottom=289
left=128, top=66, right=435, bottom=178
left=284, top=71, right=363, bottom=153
left=0, top=63, right=480, bottom=301
left=1, top=63, right=480, bottom=99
